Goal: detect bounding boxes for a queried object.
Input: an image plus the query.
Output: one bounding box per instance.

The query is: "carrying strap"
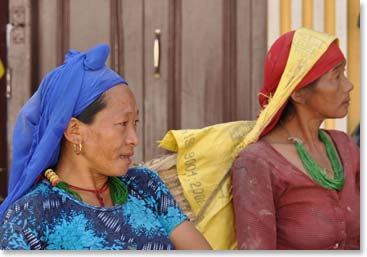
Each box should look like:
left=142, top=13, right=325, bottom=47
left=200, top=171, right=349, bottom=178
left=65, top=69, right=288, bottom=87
left=194, top=169, right=232, bottom=225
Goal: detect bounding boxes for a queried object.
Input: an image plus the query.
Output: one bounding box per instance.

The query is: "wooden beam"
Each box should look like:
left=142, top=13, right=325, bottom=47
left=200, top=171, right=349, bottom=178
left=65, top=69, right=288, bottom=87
left=324, top=0, right=336, bottom=130
left=302, top=0, right=313, bottom=28
left=347, top=0, right=360, bottom=133
left=0, top=0, right=8, bottom=203
left=280, top=0, right=291, bottom=34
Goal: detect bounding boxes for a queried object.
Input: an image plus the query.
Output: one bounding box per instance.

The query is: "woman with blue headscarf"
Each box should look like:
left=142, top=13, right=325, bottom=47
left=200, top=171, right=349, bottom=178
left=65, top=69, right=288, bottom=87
left=0, top=44, right=211, bottom=250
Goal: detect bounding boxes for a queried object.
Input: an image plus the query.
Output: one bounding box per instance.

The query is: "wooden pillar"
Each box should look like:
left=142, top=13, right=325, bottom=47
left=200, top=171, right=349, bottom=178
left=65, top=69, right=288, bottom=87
left=324, top=0, right=336, bottom=130
left=7, top=0, right=33, bottom=172
left=302, top=0, right=313, bottom=28
left=0, top=0, right=8, bottom=203
left=347, top=0, right=360, bottom=133
left=280, top=0, right=291, bottom=34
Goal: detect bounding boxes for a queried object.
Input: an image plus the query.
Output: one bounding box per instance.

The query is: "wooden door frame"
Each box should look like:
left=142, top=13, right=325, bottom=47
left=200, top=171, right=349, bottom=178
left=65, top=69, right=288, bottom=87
left=0, top=0, right=9, bottom=203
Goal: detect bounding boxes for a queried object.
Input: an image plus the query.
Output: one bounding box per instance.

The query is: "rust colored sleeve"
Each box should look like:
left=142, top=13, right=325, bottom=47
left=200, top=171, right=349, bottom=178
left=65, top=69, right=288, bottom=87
left=231, top=153, right=277, bottom=249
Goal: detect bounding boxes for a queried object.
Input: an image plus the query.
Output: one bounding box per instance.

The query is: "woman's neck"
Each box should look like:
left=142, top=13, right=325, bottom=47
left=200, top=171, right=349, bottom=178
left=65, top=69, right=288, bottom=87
left=284, top=115, right=322, bottom=145
left=55, top=152, right=108, bottom=191
left=265, top=114, right=324, bottom=153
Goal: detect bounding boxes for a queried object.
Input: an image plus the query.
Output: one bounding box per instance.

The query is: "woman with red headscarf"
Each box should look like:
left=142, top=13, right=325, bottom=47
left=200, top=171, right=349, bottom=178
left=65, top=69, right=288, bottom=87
left=230, top=28, right=359, bottom=249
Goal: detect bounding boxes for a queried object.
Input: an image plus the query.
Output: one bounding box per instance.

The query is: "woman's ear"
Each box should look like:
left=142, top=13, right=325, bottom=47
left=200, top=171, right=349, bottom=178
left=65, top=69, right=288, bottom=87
left=64, top=118, right=83, bottom=144
left=290, top=89, right=308, bottom=105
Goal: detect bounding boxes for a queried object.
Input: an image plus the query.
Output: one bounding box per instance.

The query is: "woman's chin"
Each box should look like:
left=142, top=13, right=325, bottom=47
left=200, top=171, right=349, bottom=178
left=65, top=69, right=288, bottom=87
left=325, top=110, right=348, bottom=120
left=336, top=111, right=349, bottom=119
left=111, top=159, right=132, bottom=176
left=109, top=166, right=130, bottom=177
left=110, top=171, right=127, bottom=177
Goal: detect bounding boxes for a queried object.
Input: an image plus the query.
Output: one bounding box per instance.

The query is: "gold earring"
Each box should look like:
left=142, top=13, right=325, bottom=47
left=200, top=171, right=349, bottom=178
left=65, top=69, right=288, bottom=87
left=73, top=143, right=83, bottom=155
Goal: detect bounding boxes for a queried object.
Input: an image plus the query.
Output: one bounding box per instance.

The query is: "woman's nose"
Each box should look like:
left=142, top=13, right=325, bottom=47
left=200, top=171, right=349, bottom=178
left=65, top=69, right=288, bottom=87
left=126, top=126, right=140, bottom=146
left=345, top=77, right=354, bottom=92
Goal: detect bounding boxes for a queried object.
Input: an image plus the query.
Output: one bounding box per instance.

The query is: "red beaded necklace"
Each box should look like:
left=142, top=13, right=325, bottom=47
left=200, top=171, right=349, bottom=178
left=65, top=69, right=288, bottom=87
left=44, top=169, right=128, bottom=206
left=67, top=180, right=109, bottom=206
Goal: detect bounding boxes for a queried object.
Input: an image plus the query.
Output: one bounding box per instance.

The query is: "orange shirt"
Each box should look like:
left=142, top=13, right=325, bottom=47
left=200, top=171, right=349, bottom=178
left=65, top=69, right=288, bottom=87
left=231, top=130, right=360, bottom=250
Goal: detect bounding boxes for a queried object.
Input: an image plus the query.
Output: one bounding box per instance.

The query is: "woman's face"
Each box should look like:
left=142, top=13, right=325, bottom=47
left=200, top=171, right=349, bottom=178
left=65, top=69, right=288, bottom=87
left=303, top=60, right=353, bottom=119
left=81, top=84, right=140, bottom=176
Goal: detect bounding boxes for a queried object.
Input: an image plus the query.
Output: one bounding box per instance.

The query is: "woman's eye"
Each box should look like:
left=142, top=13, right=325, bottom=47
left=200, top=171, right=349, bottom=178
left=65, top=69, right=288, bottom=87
left=134, top=120, right=139, bottom=127
left=339, top=68, right=347, bottom=78
left=119, top=121, right=128, bottom=126
left=336, top=71, right=344, bottom=80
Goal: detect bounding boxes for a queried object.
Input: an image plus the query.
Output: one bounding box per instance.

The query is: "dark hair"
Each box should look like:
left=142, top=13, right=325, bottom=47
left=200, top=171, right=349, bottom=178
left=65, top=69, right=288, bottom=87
left=76, top=94, right=107, bottom=124
left=279, top=100, right=295, bottom=123
left=279, top=79, right=318, bottom=123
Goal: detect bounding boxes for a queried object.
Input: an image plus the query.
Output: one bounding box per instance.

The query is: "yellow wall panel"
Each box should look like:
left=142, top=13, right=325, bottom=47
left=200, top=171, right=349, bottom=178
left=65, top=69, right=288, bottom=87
left=280, top=0, right=291, bottom=34
left=347, top=0, right=360, bottom=133
left=302, top=0, right=313, bottom=28
left=324, top=0, right=336, bottom=129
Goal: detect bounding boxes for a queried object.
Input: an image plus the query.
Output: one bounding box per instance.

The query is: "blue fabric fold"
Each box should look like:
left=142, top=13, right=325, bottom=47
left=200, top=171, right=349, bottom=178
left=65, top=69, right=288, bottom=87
left=0, top=44, right=127, bottom=220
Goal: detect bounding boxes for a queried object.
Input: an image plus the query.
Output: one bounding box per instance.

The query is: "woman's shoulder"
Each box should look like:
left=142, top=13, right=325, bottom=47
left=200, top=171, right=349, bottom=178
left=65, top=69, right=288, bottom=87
left=232, top=140, right=279, bottom=174
left=121, top=167, right=166, bottom=195
left=1, top=180, right=56, bottom=223
left=324, top=129, right=353, bottom=141
left=325, top=129, right=359, bottom=151
left=236, top=140, right=272, bottom=159
left=8, top=179, right=55, bottom=205
left=123, top=166, right=160, bottom=183
left=325, top=129, right=359, bottom=169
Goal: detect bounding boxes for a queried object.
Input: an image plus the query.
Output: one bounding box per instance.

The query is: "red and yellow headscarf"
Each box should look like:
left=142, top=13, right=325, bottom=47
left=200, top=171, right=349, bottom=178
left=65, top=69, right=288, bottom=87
left=234, top=27, right=345, bottom=157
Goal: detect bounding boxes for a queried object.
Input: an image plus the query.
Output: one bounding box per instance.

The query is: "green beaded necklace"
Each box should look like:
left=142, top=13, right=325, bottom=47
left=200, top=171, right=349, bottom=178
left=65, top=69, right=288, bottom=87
left=108, top=176, right=129, bottom=205
left=59, top=176, right=128, bottom=206
left=289, top=129, right=344, bottom=190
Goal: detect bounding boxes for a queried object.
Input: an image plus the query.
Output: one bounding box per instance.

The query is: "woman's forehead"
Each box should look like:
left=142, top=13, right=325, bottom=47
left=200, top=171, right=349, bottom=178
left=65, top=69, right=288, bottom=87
left=104, top=85, right=135, bottom=104
left=323, top=60, right=346, bottom=77
left=100, top=85, right=138, bottom=115
left=332, top=60, right=346, bottom=71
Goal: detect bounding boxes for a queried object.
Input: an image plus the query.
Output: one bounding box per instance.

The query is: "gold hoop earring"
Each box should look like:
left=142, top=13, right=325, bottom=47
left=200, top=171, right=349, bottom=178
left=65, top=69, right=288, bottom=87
left=73, top=143, right=83, bottom=155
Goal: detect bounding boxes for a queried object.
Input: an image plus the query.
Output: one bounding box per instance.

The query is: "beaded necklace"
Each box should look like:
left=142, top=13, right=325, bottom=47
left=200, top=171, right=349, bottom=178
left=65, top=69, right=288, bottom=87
left=288, top=129, right=344, bottom=190
left=44, top=169, right=128, bottom=206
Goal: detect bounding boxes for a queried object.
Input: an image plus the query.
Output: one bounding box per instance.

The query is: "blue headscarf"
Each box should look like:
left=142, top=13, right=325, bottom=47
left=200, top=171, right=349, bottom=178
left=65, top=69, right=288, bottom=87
left=0, top=44, right=127, bottom=220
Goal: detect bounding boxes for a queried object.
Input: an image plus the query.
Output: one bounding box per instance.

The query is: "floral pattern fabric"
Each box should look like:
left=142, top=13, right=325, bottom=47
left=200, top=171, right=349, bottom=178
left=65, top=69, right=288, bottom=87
left=0, top=167, right=187, bottom=250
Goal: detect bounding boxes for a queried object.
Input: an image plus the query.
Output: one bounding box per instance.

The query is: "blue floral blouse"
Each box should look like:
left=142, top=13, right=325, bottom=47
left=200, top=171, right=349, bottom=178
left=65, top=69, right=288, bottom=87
left=0, top=167, right=187, bottom=250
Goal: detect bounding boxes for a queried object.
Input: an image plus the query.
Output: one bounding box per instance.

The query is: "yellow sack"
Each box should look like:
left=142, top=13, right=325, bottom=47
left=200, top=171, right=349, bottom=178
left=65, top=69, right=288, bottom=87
left=0, top=59, right=4, bottom=79
left=159, top=121, right=255, bottom=250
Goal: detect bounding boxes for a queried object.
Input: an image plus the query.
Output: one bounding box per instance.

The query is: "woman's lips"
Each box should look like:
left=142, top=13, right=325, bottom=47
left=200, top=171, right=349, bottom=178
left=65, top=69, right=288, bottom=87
left=342, top=98, right=350, bottom=105
left=120, top=154, right=132, bottom=164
